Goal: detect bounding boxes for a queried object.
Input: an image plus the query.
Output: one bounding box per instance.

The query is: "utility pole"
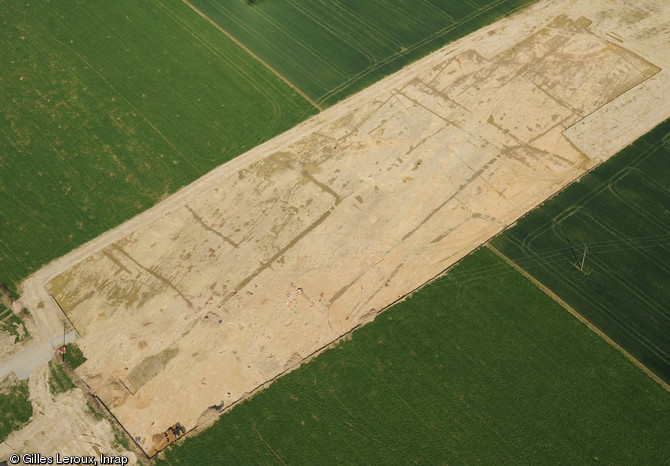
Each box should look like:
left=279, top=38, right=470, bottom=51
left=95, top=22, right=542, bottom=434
left=579, top=244, right=589, bottom=271
left=62, top=321, right=66, bottom=362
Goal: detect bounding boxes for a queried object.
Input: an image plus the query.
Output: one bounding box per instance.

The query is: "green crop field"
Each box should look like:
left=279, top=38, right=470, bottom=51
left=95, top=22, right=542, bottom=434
left=0, top=375, right=32, bottom=443
left=157, top=248, right=670, bottom=464
left=48, top=359, right=76, bottom=397
left=0, top=0, right=316, bottom=296
left=492, top=119, right=670, bottom=385
left=189, top=0, right=537, bottom=107
left=63, top=343, right=87, bottom=370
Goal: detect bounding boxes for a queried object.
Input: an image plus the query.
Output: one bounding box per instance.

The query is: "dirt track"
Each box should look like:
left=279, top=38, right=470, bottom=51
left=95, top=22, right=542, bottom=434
left=5, top=0, right=670, bottom=459
left=0, top=363, right=137, bottom=463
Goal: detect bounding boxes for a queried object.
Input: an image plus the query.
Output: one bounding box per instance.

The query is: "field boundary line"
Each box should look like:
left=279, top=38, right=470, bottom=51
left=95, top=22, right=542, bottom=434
left=485, top=243, right=670, bottom=393
left=53, top=353, right=151, bottom=463
left=179, top=0, right=323, bottom=112
left=185, top=249, right=478, bottom=449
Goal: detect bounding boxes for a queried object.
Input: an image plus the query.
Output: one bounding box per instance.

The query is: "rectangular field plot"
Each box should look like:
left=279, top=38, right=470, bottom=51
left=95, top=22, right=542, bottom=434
left=45, top=14, right=664, bottom=455
left=189, top=0, right=537, bottom=106
left=492, top=119, right=670, bottom=384
left=157, top=248, right=670, bottom=464
left=0, top=0, right=316, bottom=295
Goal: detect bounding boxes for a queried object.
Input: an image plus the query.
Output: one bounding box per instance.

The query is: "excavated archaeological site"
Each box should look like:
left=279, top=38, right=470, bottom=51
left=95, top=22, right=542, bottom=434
left=5, top=0, right=669, bottom=458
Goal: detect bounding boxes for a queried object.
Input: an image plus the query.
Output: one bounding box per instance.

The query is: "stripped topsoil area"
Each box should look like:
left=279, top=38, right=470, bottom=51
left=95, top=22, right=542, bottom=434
left=10, top=0, right=670, bottom=458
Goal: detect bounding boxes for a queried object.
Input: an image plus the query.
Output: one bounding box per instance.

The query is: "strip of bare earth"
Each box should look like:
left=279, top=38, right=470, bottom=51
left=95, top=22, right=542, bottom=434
left=9, top=0, right=670, bottom=457
left=46, top=11, right=670, bottom=455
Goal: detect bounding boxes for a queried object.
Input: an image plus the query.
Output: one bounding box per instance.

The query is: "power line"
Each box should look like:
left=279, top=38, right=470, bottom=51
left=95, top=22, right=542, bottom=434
left=429, top=233, right=670, bottom=288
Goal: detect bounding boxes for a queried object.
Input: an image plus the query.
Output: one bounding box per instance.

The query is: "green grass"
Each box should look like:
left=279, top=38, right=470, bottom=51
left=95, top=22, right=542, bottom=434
left=157, top=248, right=670, bottom=464
left=0, top=0, right=316, bottom=295
left=0, top=376, right=32, bottom=442
left=0, top=301, right=10, bottom=320
left=112, top=425, right=132, bottom=453
left=63, top=343, right=87, bottom=369
left=491, top=119, right=670, bottom=384
left=0, top=302, right=29, bottom=343
left=190, top=0, right=538, bottom=106
left=86, top=400, right=106, bottom=422
left=48, top=359, right=77, bottom=396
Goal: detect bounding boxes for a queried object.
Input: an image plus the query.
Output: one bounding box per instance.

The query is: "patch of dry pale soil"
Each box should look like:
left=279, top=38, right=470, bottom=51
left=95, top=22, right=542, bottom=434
left=6, top=0, right=670, bottom=458
left=0, top=363, right=137, bottom=463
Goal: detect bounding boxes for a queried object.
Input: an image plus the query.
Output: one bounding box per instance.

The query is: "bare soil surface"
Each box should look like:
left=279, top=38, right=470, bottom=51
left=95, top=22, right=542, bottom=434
left=0, top=332, right=75, bottom=380
left=5, top=0, right=670, bottom=458
left=0, top=363, right=137, bottom=464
